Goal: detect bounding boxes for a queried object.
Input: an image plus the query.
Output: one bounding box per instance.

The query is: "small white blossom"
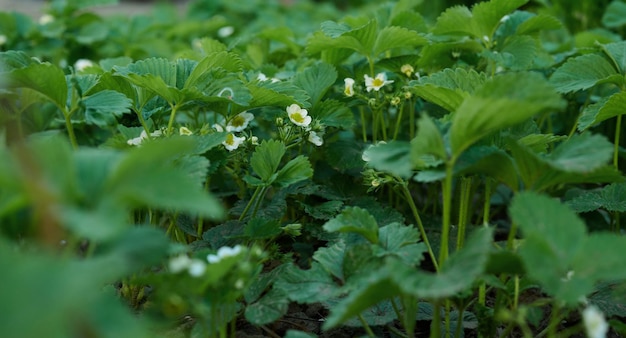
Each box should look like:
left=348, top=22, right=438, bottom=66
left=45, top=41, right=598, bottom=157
left=179, top=126, right=193, bottom=136
left=344, top=78, right=355, bottom=97
left=226, top=111, right=254, bottom=132
left=401, top=64, right=414, bottom=77
left=212, top=123, right=224, bottom=132
left=308, top=131, right=323, bottom=146
left=500, top=15, right=510, bottom=23
left=127, top=129, right=163, bottom=146
left=39, top=14, right=54, bottom=25
left=187, top=259, right=207, bottom=277
left=364, top=72, right=393, bottom=92
left=223, top=133, right=246, bottom=151
left=583, top=305, right=609, bottom=338
left=0, top=35, right=7, bottom=46
left=235, top=279, right=245, bottom=289
left=286, top=104, right=311, bottom=127
left=74, top=59, right=94, bottom=72
left=207, top=245, right=243, bottom=264
left=256, top=72, right=280, bottom=83
left=168, top=255, right=192, bottom=273
left=250, top=136, right=259, bottom=145
left=483, top=35, right=490, bottom=43
left=218, top=26, right=234, bottom=38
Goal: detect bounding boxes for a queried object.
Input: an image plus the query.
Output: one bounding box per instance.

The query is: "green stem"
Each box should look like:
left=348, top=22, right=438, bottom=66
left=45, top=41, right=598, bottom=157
left=430, top=302, right=441, bottom=338
left=482, top=178, right=492, bottom=226
left=166, top=103, right=179, bottom=136
left=456, top=176, right=472, bottom=250
left=439, top=162, right=454, bottom=265
left=251, top=186, right=268, bottom=218
left=409, top=99, right=416, bottom=139
left=614, top=114, right=622, bottom=170
left=358, top=314, right=376, bottom=337
left=478, top=282, right=486, bottom=306
left=444, top=301, right=451, bottom=338
left=507, top=221, right=517, bottom=251
left=513, top=275, right=520, bottom=310
left=400, top=181, right=439, bottom=271
left=359, top=106, right=368, bottom=143
left=402, top=296, right=418, bottom=338
left=393, top=102, right=405, bottom=140
left=62, top=108, right=78, bottom=149
left=239, top=186, right=262, bottom=221
left=454, top=304, right=465, bottom=338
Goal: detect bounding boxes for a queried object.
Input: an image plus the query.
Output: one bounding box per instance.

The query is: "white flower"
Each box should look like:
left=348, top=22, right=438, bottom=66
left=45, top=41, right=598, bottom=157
left=179, top=126, right=193, bottom=136
left=74, top=59, right=94, bottom=72
left=168, top=255, right=192, bottom=273
left=500, top=15, right=510, bottom=23
left=583, top=305, right=608, bottom=338
left=126, top=129, right=163, bottom=146
left=364, top=72, right=393, bottom=92
left=226, top=111, right=254, bottom=132
left=250, top=136, right=259, bottom=145
left=218, top=26, right=234, bottom=38
left=223, top=133, right=246, bottom=151
left=212, top=123, right=224, bottom=132
left=401, top=64, right=414, bottom=78
left=39, top=14, right=54, bottom=25
left=286, top=104, right=311, bottom=127
left=187, top=259, right=207, bottom=277
left=344, top=78, right=355, bottom=97
left=257, top=72, right=280, bottom=83
left=207, top=245, right=243, bottom=264
left=0, top=35, right=7, bottom=46
left=308, top=131, right=323, bottom=146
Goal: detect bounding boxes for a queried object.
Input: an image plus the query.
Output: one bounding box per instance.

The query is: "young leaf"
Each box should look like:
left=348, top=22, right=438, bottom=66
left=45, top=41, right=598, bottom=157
left=601, top=41, right=626, bottom=74
left=274, top=262, right=340, bottom=303
left=602, top=1, right=626, bottom=28
left=363, top=141, right=413, bottom=179
left=566, top=183, right=626, bottom=213
left=323, top=206, right=379, bottom=244
left=372, top=26, right=428, bottom=56
left=546, top=133, right=613, bottom=173
left=292, top=62, right=337, bottom=108
left=274, top=155, right=313, bottom=188
left=250, top=140, right=285, bottom=184
left=411, top=114, right=448, bottom=168
left=376, top=222, right=425, bottom=266
left=81, top=90, right=132, bottom=126
left=5, top=63, right=67, bottom=110
left=313, top=241, right=346, bottom=281
left=549, top=53, right=622, bottom=93
left=450, top=72, right=565, bottom=159
left=410, top=68, right=486, bottom=112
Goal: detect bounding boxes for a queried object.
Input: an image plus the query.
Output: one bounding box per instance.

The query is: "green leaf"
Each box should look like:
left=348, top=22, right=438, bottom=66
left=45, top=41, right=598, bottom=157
left=322, top=270, right=402, bottom=330
left=81, top=90, right=132, bottom=126
left=292, top=62, right=337, bottom=108
left=313, top=241, right=346, bottom=281
left=510, top=192, right=586, bottom=303
left=376, top=222, right=426, bottom=266
left=516, top=14, right=563, bottom=34
left=546, top=133, right=613, bottom=173
left=274, top=262, right=340, bottom=303
left=244, top=218, right=282, bottom=239
left=250, top=140, right=285, bottom=184
left=306, top=19, right=377, bottom=57
left=601, top=41, right=626, bottom=74
left=372, top=26, right=428, bottom=56
left=5, top=63, right=67, bottom=110
left=567, top=183, right=626, bottom=213
left=399, top=227, right=493, bottom=299
left=274, top=156, right=313, bottom=188
left=499, top=35, right=537, bottom=71
left=323, top=206, right=379, bottom=244
left=472, top=0, right=529, bottom=38
left=106, top=137, right=224, bottom=219
left=247, top=81, right=309, bottom=109
left=314, top=99, right=355, bottom=128
left=549, top=53, right=621, bottom=93
left=410, top=68, right=486, bottom=112
left=363, top=141, right=413, bottom=179
left=410, top=114, right=447, bottom=168
left=432, top=5, right=476, bottom=37
left=602, top=1, right=626, bottom=28
left=245, top=288, right=289, bottom=325
left=450, top=72, right=565, bottom=159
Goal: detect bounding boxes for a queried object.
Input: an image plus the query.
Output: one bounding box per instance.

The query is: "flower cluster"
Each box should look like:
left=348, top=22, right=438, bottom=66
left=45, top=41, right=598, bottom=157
left=168, top=245, right=244, bottom=278
left=214, top=111, right=255, bottom=152
left=285, top=104, right=324, bottom=147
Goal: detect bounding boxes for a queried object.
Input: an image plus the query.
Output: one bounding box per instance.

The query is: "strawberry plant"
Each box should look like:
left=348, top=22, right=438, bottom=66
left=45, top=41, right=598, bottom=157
left=2, top=0, right=626, bottom=337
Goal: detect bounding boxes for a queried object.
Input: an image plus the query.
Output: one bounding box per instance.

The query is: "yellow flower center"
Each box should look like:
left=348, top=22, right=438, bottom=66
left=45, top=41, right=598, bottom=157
left=225, top=133, right=234, bottom=145
left=372, top=78, right=385, bottom=87
left=231, top=115, right=245, bottom=127
left=290, top=112, right=304, bottom=123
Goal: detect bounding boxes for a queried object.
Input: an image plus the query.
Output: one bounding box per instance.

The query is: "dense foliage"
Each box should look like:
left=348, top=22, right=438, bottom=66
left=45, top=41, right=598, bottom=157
left=2, top=0, right=626, bottom=337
